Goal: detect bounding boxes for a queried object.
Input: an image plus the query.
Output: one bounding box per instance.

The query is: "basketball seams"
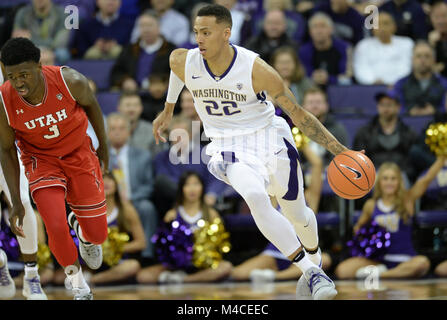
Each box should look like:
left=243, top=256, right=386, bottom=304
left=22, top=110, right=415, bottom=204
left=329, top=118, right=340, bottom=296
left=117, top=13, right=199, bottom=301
left=341, top=152, right=371, bottom=189
left=332, top=158, right=368, bottom=192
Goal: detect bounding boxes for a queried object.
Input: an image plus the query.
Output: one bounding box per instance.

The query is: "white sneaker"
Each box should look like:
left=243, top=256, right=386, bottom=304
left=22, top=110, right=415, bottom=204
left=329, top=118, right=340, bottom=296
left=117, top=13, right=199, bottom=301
left=22, top=276, right=47, bottom=300
left=296, top=274, right=312, bottom=300
left=304, top=267, right=337, bottom=300
left=355, top=264, right=388, bottom=279
left=68, top=212, right=103, bottom=270
left=73, top=287, right=93, bottom=300
left=249, top=269, right=276, bottom=283
left=0, top=249, right=16, bottom=299
left=158, top=271, right=186, bottom=284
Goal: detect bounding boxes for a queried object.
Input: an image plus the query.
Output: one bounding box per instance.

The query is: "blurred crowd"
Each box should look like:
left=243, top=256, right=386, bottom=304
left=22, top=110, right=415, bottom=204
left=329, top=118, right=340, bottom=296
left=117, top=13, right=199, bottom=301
left=1, top=0, right=447, bottom=287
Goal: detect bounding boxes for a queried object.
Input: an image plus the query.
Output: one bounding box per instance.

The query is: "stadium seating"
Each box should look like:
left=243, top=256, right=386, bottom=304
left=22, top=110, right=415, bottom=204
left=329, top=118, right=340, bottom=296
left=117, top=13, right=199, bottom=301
left=66, top=59, right=115, bottom=91
left=96, top=92, right=120, bottom=115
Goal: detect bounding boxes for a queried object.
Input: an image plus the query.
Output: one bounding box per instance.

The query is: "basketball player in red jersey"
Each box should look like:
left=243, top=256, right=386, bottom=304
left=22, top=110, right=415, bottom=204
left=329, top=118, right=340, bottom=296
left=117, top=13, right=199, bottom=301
left=0, top=38, right=109, bottom=300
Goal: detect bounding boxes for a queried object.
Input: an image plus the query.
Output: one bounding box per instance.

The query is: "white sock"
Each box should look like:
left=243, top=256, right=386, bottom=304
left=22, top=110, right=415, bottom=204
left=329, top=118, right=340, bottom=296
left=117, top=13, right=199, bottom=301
left=293, top=251, right=317, bottom=274
left=66, top=266, right=89, bottom=290
left=24, top=265, right=39, bottom=279
left=306, top=249, right=322, bottom=267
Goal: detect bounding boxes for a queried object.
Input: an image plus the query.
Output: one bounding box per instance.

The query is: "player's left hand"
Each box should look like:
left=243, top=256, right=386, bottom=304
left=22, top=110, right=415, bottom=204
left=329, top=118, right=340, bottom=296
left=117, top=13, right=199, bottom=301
left=9, top=203, right=26, bottom=238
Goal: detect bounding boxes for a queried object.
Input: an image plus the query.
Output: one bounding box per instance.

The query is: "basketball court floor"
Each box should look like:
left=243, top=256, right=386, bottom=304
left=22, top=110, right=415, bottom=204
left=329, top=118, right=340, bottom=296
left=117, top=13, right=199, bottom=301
left=7, top=279, right=447, bottom=300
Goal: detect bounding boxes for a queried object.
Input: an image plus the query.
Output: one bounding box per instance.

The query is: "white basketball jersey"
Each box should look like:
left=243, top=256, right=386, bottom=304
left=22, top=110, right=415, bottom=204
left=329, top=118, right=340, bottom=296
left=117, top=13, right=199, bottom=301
left=184, top=44, right=275, bottom=138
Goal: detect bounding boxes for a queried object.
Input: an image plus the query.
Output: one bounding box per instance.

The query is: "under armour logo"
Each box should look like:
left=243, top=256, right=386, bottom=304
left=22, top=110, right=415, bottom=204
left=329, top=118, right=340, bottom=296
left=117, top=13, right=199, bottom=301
left=56, top=93, right=63, bottom=100
left=16, top=109, right=24, bottom=114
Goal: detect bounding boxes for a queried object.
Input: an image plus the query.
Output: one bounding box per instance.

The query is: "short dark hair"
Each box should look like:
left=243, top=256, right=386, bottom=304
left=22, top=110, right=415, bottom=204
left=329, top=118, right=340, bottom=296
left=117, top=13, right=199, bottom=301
left=0, top=37, right=40, bottom=66
left=197, top=4, right=232, bottom=28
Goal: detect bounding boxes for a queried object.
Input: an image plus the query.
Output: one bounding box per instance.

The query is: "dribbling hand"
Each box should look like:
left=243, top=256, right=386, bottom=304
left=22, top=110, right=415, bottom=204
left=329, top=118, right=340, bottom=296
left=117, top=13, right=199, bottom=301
left=152, top=108, right=173, bottom=145
left=9, top=203, right=26, bottom=238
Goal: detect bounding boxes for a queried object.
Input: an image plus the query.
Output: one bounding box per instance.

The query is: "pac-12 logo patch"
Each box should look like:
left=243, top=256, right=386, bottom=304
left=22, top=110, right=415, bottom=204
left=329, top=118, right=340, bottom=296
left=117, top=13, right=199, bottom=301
left=236, top=83, right=243, bottom=90
left=56, top=93, right=63, bottom=100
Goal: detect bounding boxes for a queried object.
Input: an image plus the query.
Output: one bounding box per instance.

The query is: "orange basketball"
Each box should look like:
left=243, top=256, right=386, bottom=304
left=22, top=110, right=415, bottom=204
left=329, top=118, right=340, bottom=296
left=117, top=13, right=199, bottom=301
left=327, top=150, right=376, bottom=200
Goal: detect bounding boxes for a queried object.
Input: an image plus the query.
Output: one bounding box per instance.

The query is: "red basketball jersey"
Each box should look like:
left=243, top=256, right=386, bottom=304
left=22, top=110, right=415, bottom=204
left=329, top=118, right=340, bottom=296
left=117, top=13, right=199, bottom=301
left=0, top=65, right=89, bottom=157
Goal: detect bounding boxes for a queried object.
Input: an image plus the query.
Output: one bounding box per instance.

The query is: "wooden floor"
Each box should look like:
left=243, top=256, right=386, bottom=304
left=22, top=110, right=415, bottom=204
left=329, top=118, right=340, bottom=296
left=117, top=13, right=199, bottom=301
left=7, top=279, right=447, bottom=300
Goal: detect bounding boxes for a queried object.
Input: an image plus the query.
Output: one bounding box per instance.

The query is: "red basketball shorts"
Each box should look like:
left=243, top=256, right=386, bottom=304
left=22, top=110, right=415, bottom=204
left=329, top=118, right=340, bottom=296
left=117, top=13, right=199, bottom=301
left=21, top=137, right=106, bottom=219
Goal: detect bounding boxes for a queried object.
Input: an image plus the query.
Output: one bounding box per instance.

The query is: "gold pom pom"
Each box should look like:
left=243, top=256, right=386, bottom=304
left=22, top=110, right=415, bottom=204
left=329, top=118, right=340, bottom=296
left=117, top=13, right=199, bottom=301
left=192, top=218, right=231, bottom=270
left=425, top=123, right=447, bottom=156
left=101, top=227, right=130, bottom=267
left=292, top=127, right=310, bottom=150
left=37, top=243, right=52, bottom=269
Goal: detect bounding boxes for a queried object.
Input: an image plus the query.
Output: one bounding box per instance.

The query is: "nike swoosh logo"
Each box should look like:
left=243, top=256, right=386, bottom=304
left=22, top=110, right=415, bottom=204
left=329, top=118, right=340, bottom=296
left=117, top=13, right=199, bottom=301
left=192, top=75, right=201, bottom=79
left=340, top=164, right=362, bottom=179
left=274, top=150, right=282, bottom=155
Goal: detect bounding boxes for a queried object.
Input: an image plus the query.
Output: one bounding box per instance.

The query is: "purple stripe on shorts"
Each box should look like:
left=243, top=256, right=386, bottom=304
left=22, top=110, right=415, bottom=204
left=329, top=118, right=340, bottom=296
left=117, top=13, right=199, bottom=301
left=282, top=138, right=299, bottom=201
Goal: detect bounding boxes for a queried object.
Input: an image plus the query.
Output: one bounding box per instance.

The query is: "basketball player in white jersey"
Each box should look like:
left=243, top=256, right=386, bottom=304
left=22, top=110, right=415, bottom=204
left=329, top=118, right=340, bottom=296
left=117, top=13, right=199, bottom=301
left=153, top=4, right=350, bottom=300
left=0, top=67, right=47, bottom=300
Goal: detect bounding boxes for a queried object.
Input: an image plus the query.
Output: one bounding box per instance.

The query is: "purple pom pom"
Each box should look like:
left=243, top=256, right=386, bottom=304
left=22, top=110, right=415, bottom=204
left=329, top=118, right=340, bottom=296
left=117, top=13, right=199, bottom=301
left=152, top=219, right=194, bottom=269
left=0, top=225, right=20, bottom=262
left=347, top=221, right=391, bottom=259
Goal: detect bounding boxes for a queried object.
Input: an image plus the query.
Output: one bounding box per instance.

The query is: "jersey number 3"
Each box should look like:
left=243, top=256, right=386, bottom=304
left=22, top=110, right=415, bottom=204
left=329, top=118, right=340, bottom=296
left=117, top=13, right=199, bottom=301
left=203, top=100, right=241, bottom=116
left=43, top=125, right=60, bottom=139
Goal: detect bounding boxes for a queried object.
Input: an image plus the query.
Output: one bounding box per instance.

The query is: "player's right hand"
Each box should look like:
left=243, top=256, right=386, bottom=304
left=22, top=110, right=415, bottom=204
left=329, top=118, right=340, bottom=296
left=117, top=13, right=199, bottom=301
left=9, top=203, right=26, bottom=238
left=152, top=108, right=173, bottom=145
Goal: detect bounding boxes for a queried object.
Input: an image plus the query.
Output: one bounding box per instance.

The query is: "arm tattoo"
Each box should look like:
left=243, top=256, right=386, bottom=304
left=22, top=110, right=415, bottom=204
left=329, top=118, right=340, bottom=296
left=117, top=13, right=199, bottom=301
left=274, top=91, right=346, bottom=155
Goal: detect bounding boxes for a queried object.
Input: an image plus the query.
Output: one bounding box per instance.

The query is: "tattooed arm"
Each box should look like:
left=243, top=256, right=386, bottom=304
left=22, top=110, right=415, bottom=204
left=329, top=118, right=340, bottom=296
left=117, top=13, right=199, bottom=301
left=252, top=57, right=348, bottom=156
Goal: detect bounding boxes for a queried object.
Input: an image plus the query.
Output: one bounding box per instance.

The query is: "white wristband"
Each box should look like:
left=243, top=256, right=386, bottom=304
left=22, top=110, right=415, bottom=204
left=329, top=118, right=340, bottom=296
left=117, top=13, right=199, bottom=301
left=166, top=70, right=185, bottom=103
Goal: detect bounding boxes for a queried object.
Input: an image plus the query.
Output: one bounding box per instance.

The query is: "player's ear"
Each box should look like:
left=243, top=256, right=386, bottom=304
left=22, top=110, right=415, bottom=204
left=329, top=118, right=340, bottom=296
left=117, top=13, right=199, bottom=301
left=37, top=61, right=42, bottom=71
left=223, top=26, right=231, bottom=41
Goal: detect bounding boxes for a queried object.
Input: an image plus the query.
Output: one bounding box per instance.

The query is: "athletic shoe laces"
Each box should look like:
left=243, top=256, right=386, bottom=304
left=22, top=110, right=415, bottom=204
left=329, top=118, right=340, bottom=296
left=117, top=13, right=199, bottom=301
left=308, top=271, right=332, bottom=293
left=27, top=277, right=43, bottom=294
left=0, top=267, right=11, bottom=286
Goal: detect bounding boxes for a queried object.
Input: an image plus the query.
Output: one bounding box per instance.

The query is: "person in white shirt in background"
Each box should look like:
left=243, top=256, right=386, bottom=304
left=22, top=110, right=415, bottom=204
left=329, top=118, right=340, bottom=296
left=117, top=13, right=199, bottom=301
left=214, top=0, right=246, bottom=45
left=353, top=11, right=414, bottom=85
left=131, top=0, right=189, bottom=47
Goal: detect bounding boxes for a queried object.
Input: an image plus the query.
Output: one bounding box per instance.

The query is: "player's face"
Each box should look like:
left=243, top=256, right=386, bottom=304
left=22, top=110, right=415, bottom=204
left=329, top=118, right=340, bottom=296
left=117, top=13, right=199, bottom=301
left=118, top=96, right=143, bottom=122
left=183, top=175, right=203, bottom=203
left=379, top=169, right=400, bottom=196
left=5, top=61, right=42, bottom=98
left=194, top=16, right=231, bottom=60
left=103, top=175, right=117, bottom=197
left=273, top=52, right=296, bottom=80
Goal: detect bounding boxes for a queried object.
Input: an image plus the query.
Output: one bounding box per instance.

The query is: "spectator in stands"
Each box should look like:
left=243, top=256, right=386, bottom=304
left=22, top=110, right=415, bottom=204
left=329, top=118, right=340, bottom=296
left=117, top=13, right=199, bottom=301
left=231, top=145, right=332, bottom=282
left=248, top=0, right=307, bottom=45
left=302, top=87, right=348, bottom=167
left=39, top=47, right=56, bottom=66
left=394, top=41, right=447, bottom=116
left=312, top=0, right=366, bottom=45
left=12, top=0, right=70, bottom=63
left=110, top=11, right=175, bottom=91
left=131, top=0, right=189, bottom=47
left=299, top=12, right=351, bottom=87
left=52, top=0, right=96, bottom=20
left=136, top=171, right=233, bottom=284
left=270, top=46, right=313, bottom=105
left=70, top=0, right=134, bottom=59
left=379, top=0, right=429, bottom=40
left=152, top=115, right=226, bottom=217
left=107, top=113, right=158, bottom=261
left=214, top=0, right=246, bottom=45
left=245, top=9, right=299, bottom=62
left=180, top=2, right=209, bottom=49
left=179, top=89, right=201, bottom=123
left=335, top=158, right=445, bottom=280
left=89, top=172, right=145, bottom=285
left=353, top=90, right=418, bottom=179
left=428, top=1, right=447, bottom=78
left=353, top=12, right=414, bottom=85
left=141, top=73, right=170, bottom=122
left=117, top=91, right=165, bottom=156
